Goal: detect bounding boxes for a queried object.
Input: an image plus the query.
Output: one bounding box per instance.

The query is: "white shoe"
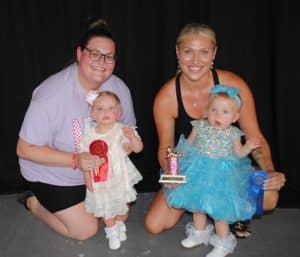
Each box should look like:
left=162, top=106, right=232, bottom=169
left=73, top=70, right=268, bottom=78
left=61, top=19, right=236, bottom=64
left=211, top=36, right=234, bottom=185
left=181, top=223, right=213, bottom=248
left=206, top=246, right=229, bottom=257
left=117, top=221, right=127, bottom=242
left=181, top=237, right=203, bottom=248
left=104, top=225, right=121, bottom=250
left=207, top=233, right=237, bottom=257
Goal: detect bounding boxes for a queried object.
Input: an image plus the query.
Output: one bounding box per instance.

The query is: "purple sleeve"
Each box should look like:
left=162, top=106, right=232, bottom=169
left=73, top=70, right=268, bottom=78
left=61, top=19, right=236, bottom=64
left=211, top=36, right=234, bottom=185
left=19, top=100, right=52, bottom=146
left=119, top=86, right=136, bottom=126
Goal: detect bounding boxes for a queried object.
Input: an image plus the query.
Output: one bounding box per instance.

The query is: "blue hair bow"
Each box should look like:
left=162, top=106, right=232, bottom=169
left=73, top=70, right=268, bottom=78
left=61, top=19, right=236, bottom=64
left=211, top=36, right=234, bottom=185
left=210, top=84, right=241, bottom=107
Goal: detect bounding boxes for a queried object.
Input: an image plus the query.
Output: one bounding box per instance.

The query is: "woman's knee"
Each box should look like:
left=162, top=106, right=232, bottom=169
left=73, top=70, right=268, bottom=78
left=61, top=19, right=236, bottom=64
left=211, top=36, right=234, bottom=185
left=144, top=211, right=176, bottom=234
left=62, top=208, right=99, bottom=240
left=72, top=222, right=99, bottom=240
left=144, top=190, right=181, bottom=234
left=144, top=218, right=164, bottom=234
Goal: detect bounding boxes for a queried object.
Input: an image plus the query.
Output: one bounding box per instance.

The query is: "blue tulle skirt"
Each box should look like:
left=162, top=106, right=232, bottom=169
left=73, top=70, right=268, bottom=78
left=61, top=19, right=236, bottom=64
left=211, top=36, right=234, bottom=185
left=164, top=136, right=256, bottom=224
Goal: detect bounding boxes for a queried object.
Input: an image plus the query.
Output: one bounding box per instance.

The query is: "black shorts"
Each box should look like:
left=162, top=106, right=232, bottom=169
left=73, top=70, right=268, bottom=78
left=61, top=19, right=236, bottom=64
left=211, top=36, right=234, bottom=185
left=26, top=181, right=86, bottom=213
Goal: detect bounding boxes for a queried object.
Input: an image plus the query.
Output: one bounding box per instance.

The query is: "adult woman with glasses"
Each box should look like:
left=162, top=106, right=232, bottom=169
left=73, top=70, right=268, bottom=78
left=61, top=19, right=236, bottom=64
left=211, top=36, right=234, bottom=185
left=145, top=23, right=286, bottom=240
left=16, top=18, right=136, bottom=240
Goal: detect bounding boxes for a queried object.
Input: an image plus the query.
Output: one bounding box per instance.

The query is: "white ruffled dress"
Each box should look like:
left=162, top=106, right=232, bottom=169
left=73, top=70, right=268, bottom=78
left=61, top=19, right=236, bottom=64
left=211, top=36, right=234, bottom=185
left=80, top=122, right=142, bottom=219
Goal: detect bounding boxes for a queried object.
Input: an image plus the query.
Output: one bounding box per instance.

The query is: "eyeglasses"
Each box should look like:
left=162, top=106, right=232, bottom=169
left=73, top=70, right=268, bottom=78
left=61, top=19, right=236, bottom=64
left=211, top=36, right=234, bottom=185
left=84, top=47, right=116, bottom=64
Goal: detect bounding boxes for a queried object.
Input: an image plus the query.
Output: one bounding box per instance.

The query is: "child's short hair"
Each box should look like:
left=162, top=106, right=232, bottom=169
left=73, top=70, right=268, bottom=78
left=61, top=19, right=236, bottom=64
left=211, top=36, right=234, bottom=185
left=86, top=90, right=121, bottom=106
left=94, top=91, right=120, bottom=104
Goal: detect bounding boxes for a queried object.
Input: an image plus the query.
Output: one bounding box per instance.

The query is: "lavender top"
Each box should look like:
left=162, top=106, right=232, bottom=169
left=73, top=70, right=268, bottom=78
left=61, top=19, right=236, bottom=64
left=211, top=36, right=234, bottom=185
left=19, top=63, right=136, bottom=186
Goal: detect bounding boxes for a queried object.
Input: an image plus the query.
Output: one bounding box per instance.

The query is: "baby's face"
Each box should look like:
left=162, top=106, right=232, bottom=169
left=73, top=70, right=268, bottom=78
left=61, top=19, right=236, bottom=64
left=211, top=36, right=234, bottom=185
left=207, top=96, right=240, bottom=130
left=92, top=95, right=121, bottom=125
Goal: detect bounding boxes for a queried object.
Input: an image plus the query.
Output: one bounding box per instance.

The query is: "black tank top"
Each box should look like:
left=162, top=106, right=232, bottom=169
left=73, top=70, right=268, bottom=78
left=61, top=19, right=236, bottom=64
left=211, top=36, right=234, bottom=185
left=174, top=68, right=219, bottom=141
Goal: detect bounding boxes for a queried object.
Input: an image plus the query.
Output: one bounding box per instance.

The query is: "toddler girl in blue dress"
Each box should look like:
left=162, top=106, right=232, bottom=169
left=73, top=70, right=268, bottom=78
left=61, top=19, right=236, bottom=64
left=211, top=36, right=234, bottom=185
left=165, top=85, right=261, bottom=257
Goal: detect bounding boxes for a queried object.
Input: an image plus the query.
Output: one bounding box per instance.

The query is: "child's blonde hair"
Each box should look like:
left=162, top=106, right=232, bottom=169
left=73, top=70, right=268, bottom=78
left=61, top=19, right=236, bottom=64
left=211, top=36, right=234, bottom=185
left=93, top=91, right=121, bottom=105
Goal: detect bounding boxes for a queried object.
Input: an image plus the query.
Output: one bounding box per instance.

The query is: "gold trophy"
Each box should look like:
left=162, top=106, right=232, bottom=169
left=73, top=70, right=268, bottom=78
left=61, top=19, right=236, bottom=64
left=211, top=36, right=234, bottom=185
left=159, top=147, right=186, bottom=184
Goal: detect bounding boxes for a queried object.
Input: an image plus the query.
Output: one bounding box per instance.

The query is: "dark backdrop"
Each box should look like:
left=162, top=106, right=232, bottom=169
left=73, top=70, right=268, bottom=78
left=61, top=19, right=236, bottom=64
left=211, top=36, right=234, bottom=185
left=1, top=1, right=298, bottom=207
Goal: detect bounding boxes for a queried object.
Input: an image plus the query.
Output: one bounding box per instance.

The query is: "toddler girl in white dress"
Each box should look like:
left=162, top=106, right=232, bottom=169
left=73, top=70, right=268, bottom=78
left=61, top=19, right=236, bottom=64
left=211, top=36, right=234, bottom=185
left=80, top=91, right=143, bottom=250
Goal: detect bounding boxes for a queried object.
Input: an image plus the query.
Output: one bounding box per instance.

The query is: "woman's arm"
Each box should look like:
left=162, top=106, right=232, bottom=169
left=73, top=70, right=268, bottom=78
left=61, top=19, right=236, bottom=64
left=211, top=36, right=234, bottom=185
left=153, top=80, right=177, bottom=171
left=16, top=137, right=72, bottom=167
left=17, top=137, right=102, bottom=172
left=220, top=70, right=286, bottom=209
left=236, top=78, right=284, bottom=181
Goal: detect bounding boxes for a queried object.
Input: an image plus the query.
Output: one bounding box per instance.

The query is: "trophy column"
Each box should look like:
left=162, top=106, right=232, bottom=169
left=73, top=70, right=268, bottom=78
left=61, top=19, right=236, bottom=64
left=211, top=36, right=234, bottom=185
left=159, top=147, right=186, bottom=184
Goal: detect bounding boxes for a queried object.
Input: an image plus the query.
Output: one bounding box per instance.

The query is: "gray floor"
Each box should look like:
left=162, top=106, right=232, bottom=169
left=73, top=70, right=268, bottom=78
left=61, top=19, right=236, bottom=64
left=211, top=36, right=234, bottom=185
left=0, top=193, right=299, bottom=257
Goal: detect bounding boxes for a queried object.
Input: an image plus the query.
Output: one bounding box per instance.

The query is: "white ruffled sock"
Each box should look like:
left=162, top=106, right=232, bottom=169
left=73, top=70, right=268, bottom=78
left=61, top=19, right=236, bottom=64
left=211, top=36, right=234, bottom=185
left=206, top=233, right=237, bottom=257
left=117, top=220, right=127, bottom=242
left=181, top=222, right=213, bottom=248
left=104, top=224, right=121, bottom=250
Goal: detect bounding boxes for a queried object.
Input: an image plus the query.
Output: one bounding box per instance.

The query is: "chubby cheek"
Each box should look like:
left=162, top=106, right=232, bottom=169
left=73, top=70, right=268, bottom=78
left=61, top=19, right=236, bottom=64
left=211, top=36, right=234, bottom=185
left=94, top=113, right=104, bottom=121
left=223, top=117, right=233, bottom=126
left=106, top=64, right=115, bottom=73
left=101, top=64, right=115, bottom=76
left=207, top=112, right=216, bottom=122
left=79, top=57, right=92, bottom=72
left=179, top=59, right=192, bottom=70
left=112, top=111, right=121, bottom=120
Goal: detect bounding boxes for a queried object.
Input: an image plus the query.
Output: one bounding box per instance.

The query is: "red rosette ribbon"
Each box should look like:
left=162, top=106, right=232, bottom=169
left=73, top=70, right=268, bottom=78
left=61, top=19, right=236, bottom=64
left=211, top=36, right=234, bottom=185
left=89, top=140, right=108, bottom=182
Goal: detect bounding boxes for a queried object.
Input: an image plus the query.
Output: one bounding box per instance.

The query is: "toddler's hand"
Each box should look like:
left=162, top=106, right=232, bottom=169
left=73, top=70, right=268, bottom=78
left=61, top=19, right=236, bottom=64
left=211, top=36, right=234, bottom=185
left=84, top=172, right=93, bottom=192
left=122, top=127, right=135, bottom=139
left=246, top=138, right=261, bottom=151
left=122, top=142, right=132, bottom=154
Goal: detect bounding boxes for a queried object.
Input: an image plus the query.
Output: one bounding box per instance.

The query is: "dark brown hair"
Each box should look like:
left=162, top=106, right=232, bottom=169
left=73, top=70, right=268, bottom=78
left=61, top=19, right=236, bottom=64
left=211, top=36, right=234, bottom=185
left=79, top=18, right=115, bottom=50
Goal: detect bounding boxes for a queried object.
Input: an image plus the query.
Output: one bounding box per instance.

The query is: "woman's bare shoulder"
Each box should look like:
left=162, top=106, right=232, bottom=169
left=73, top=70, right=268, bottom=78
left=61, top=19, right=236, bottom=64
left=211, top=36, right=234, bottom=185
left=154, top=77, right=176, bottom=104
left=153, top=77, right=178, bottom=118
left=215, top=69, right=250, bottom=91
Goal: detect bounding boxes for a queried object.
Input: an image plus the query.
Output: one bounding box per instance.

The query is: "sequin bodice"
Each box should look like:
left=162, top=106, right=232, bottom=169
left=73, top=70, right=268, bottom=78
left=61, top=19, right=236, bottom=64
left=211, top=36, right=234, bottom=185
left=191, top=119, right=244, bottom=159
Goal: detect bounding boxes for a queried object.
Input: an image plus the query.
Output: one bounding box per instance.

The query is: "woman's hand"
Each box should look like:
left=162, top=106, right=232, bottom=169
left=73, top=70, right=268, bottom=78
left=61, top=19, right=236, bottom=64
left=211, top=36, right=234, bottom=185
left=264, top=170, right=286, bottom=191
left=78, top=152, right=104, bottom=172
left=163, top=182, right=181, bottom=189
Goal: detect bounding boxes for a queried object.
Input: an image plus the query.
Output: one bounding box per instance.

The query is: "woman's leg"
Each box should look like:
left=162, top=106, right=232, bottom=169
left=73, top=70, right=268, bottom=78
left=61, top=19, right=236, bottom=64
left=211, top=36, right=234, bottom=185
left=144, top=189, right=184, bottom=234
left=27, top=196, right=98, bottom=240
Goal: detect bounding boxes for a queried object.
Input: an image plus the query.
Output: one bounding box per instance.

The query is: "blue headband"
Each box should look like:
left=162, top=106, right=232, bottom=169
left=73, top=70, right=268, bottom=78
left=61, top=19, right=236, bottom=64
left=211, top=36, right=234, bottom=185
left=210, top=84, right=242, bottom=107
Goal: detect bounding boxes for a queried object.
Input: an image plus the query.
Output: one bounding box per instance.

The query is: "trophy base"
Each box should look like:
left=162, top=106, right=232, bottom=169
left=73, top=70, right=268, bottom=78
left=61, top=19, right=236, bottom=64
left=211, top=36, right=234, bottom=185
left=159, top=174, right=186, bottom=184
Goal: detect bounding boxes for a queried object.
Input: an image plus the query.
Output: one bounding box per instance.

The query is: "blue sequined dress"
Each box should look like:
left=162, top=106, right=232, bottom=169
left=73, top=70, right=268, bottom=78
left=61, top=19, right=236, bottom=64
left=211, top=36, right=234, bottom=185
left=164, top=119, right=256, bottom=224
